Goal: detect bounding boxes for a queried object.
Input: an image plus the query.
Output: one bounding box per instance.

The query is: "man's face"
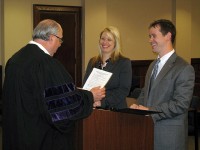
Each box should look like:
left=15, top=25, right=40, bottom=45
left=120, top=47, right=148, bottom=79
left=148, top=25, right=168, bottom=54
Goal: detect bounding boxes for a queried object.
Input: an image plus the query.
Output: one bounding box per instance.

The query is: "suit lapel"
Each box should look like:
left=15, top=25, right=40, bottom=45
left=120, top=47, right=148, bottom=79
left=151, top=53, right=177, bottom=90
left=146, top=60, right=156, bottom=97
left=104, top=58, right=120, bottom=72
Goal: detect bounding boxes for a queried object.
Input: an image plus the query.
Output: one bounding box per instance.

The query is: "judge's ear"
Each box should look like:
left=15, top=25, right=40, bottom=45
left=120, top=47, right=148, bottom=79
left=48, top=35, right=54, bottom=42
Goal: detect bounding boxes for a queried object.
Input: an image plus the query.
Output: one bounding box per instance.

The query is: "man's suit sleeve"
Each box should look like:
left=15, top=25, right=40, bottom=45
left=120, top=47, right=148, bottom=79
left=150, top=64, right=195, bottom=122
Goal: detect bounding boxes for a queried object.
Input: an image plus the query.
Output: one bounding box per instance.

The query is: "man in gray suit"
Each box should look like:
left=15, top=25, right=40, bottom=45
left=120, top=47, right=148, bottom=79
left=130, top=19, right=195, bottom=150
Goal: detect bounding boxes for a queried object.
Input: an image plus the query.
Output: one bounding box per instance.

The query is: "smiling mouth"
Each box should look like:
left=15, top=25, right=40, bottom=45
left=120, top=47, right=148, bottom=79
left=151, top=43, right=156, bottom=48
left=102, top=45, right=109, bottom=49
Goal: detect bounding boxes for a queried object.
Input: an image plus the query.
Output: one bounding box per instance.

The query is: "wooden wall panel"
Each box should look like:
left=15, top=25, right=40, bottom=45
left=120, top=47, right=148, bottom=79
left=191, top=58, right=200, bottom=97
left=129, top=60, right=152, bottom=97
left=130, top=58, right=200, bottom=98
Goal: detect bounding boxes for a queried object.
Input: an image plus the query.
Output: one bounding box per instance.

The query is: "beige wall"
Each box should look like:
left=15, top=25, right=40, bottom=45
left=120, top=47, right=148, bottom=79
left=175, top=0, right=200, bottom=62
left=106, top=0, right=172, bottom=60
left=0, top=0, right=3, bottom=65
left=2, top=0, right=81, bottom=67
left=176, top=0, right=192, bottom=62
left=1, top=0, right=200, bottom=75
left=191, top=0, right=200, bottom=57
left=83, top=0, right=173, bottom=71
left=82, top=0, right=107, bottom=69
left=83, top=0, right=200, bottom=69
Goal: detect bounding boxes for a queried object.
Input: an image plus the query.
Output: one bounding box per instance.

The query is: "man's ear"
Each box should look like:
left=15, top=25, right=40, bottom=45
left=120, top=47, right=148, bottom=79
left=166, top=32, right=172, bottom=41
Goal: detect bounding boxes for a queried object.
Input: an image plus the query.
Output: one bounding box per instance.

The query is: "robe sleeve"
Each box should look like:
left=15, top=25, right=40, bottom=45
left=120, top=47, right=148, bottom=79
left=33, top=59, right=94, bottom=133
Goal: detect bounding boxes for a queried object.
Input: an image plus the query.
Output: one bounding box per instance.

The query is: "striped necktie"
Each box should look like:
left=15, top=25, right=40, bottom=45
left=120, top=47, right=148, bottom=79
left=148, top=58, right=160, bottom=106
left=151, top=58, right=160, bottom=80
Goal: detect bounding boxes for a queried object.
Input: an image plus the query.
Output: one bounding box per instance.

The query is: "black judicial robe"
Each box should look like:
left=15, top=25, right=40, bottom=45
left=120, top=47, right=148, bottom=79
left=2, top=44, right=93, bottom=150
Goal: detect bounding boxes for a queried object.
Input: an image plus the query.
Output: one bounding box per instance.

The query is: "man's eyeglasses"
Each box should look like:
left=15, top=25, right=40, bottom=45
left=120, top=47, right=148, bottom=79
left=52, top=34, right=63, bottom=43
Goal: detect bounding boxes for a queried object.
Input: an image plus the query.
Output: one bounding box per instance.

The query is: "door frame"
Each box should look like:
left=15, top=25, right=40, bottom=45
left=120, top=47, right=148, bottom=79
left=33, top=4, right=82, bottom=86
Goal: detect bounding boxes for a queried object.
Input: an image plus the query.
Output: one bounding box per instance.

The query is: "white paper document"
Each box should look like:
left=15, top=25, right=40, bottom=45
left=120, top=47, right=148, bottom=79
left=83, top=68, right=113, bottom=91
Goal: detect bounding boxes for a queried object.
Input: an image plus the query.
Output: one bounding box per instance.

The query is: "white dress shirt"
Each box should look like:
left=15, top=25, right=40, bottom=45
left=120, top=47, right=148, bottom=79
left=29, top=40, right=50, bottom=55
left=156, top=49, right=175, bottom=77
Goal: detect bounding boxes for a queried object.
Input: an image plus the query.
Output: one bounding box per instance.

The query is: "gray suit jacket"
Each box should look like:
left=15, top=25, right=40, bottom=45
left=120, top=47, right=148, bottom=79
left=138, top=53, right=195, bottom=150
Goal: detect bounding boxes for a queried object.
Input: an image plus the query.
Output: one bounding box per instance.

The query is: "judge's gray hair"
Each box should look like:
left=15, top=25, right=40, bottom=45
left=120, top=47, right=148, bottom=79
left=32, top=19, right=62, bottom=41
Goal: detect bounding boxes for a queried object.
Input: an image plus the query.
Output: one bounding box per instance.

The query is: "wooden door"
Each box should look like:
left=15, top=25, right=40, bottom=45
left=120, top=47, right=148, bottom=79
left=33, top=5, right=82, bottom=86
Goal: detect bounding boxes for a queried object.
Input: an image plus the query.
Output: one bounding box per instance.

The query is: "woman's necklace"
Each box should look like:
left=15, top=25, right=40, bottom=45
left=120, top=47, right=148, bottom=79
left=101, top=58, right=110, bottom=70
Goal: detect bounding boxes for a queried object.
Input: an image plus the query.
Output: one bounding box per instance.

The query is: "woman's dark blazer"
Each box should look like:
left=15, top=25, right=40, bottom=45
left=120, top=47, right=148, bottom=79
left=83, top=57, right=132, bottom=109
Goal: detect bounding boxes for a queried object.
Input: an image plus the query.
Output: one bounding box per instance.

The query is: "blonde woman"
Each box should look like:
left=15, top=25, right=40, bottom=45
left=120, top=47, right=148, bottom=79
left=83, top=26, right=132, bottom=109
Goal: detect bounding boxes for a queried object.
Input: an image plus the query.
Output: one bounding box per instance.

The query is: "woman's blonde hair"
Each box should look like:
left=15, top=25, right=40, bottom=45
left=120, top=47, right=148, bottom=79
left=92, top=26, right=124, bottom=65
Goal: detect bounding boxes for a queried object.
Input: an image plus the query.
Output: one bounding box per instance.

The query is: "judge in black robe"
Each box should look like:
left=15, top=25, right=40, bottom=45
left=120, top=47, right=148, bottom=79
left=2, top=19, right=105, bottom=150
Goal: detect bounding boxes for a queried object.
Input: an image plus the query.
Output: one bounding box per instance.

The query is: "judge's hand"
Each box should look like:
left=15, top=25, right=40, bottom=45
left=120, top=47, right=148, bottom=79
left=90, top=86, right=105, bottom=102
left=93, top=101, right=101, bottom=107
left=130, top=104, right=149, bottom=110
